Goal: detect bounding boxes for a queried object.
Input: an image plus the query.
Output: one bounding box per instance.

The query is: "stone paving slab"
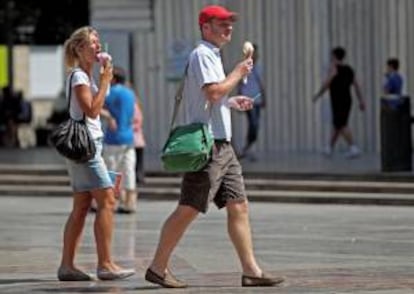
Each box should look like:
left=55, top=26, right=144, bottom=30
left=1, top=197, right=414, bottom=293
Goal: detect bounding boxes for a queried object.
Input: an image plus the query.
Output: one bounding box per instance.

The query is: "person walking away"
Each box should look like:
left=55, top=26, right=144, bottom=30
left=102, top=67, right=137, bottom=214
left=57, top=26, right=135, bottom=281
left=237, top=43, right=266, bottom=161
left=16, top=90, right=35, bottom=148
left=1, top=86, right=20, bottom=147
left=144, top=5, right=284, bottom=288
left=313, top=46, right=366, bottom=158
left=133, top=98, right=146, bottom=184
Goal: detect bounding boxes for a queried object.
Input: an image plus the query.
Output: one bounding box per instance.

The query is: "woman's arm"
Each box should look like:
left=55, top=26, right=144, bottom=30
left=133, top=103, right=143, bottom=131
left=75, top=64, right=113, bottom=118
left=353, top=78, right=365, bottom=111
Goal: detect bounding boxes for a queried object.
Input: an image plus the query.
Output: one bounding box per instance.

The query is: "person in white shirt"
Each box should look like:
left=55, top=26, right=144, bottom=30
left=57, top=26, right=135, bottom=282
left=144, top=5, right=284, bottom=288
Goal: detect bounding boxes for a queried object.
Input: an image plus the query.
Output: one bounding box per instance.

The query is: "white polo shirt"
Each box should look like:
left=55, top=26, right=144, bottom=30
left=183, top=40, right=232, bottom=141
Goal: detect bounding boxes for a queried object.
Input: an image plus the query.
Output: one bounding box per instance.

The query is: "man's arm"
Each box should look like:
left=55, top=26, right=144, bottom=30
left=203, top=58, right=252, bottom=103
left=100, top=108, right=111, bottom=120
left=313, top=80, right=330, bottom=101
left=100, top=108, right=117, bottom=131
left=382, top=75, right=391, bottom=95
left=353, top=78, right=366, bottom=111
left=312, top=64, right=336, bottom=102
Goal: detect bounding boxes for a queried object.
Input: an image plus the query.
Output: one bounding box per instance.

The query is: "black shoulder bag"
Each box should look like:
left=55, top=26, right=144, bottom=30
left=49, top=71, right=96, bottom=163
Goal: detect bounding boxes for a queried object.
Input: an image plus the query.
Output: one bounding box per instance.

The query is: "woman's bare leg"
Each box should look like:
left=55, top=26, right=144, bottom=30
left=60, top=192, right=92, bottom=268
left=91, top=187, right=121, bottom=270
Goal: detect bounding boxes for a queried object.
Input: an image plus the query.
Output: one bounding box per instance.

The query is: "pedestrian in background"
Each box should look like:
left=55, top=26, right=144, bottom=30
left=237, top=43, right=266, bottom=161
left=15, top=90, right=35, bottom=149
left=102, top=67, right=137, bottom=214
left=1, top=86, right=20, bottom=147
left=383, top=58, right=403, bottom=96
left=133, top=97, right=146, bottom=184
left=57, top=26, right=135, bottom=281
left=313, top=46, right=365, bottom=159
left=144, top=5, right=284, bottom=289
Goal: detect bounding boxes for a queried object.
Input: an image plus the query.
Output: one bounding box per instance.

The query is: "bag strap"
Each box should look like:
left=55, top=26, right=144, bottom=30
left=169, top=63, right=213, bottom=132
left=169, top=64, right=189, bottom=132
left=67, top=69, right=86, bottom=121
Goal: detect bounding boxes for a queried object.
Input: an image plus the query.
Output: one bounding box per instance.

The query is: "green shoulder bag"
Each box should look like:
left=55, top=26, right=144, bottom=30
left=161, top=66, right=213, bottom=172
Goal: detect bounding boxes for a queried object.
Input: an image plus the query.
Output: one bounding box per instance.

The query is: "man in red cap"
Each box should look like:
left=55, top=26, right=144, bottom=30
left=145, top=5, right=284, bottom=288
left=198, top=4, right=238, bottom=25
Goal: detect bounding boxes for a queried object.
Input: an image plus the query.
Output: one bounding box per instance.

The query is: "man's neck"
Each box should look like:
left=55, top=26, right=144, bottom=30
left=202, top=37, right=223, bottom=49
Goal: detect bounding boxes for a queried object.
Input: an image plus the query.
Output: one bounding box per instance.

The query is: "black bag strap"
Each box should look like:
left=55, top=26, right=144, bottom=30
left=169, top=64, right=189, bottom=132
left=169, top=62, right=212, bottom=133
left=67, top=69, right=85, bottom=121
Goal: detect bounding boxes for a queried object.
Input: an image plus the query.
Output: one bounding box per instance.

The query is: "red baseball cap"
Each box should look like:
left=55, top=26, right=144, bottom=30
left=198, top=5, right=237, bottom=26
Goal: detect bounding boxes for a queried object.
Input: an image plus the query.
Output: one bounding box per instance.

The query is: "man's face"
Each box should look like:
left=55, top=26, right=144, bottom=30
left=386, top=64, right=396, bottom=73
left=205, top=18, right=234, bottom=45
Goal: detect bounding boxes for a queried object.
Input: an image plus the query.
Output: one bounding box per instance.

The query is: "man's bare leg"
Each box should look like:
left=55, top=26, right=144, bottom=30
left=148, top=205, right=199, bottom=275
left=330, top=129, right=341, bottom=149
left=226, top=200, right=285, bottom=286
left=340, top=126, right=355, bottom=146
left=226, top=200, right=262, bottom=276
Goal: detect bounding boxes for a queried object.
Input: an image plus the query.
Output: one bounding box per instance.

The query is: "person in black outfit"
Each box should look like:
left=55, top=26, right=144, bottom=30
left=1, top=86, right=21, bottom=147
left=313, top=47, right=365, bottom=158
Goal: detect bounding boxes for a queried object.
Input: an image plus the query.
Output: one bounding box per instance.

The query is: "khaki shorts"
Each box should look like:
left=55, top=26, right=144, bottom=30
left=103, top=144, right=136, bottom=191
left=179, top=141, right=247, bottom=213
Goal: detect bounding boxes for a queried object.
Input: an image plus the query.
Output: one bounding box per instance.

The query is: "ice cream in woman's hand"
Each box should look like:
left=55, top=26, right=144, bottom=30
left=96, top=52, right=112, bottom=65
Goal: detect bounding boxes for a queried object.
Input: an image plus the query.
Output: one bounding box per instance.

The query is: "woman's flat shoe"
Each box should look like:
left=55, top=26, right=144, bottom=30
left=57, top=266, right=93, bottom=281
left=97, top=268, right=135, bottom=281
left=117, top=207, right=136, bottom=214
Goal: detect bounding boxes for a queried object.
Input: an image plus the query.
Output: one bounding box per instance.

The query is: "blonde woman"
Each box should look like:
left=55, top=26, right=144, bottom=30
left=57, top=26, right=135, bottom=281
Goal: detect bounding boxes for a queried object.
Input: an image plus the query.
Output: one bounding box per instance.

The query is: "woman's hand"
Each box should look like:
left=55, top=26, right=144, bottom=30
left=99, top=61, right=113, bottom=87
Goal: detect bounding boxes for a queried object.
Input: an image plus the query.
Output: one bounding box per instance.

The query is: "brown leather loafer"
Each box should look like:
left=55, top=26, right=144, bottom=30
left=145, top=268, right=187, bottom=288
left=241, top=272, right=284, bottom=287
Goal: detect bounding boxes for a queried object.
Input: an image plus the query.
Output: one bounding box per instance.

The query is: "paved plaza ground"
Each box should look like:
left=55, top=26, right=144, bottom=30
left=0, top=197, right=414, bottom=293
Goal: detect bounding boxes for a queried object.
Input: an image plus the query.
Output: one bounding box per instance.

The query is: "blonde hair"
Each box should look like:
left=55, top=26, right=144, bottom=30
left=63, top=26, right=97, bottom=69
